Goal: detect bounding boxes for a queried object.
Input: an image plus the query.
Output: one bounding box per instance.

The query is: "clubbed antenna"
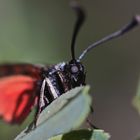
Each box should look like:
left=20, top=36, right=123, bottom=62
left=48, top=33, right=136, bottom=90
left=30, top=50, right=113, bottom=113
left=79, top=15, right=140, bottom=61
left=70, top=1, right=85, bottom=61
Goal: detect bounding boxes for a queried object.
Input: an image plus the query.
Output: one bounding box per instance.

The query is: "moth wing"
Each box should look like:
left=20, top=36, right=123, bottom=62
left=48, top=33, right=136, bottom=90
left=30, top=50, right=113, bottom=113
left=0, top=63, right=43, bottom=79
left=0, top=64, right=45, bottom=124
left=0, top=75, right=38, bottom=124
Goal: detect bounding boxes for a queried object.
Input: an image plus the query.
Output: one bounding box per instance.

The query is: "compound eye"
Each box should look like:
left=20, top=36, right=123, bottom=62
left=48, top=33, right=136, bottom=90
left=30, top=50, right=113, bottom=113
left=71, top=65, right=79, bottom=73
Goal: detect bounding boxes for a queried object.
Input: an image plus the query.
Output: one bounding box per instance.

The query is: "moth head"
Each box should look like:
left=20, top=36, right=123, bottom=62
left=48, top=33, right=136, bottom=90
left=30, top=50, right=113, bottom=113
left=67, top=2, right=140, bottom=87
left=65, top=59, right=85, bottom=86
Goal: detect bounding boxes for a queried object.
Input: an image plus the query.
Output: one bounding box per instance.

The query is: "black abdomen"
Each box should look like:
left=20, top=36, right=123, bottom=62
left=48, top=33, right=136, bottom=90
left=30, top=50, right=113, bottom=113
left=43, top=63, right=72, bottom=105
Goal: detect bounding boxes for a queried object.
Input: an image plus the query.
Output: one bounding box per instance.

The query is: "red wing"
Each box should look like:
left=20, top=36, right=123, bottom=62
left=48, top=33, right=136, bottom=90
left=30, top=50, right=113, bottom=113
left=0, top=63, right=43, bottom=79
left=0, top=64, right=45, bottom=124
left=0, top=75, right=38, bottom=124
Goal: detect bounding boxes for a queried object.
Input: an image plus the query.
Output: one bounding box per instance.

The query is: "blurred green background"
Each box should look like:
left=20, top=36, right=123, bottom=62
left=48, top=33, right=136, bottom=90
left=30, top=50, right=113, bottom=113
left=0, top=0, right=140, bottom=140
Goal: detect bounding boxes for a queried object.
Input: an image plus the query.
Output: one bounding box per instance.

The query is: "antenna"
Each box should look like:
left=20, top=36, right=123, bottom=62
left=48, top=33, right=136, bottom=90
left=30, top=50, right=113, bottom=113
left=79, top=15, right=140, bottom=61
left=70, top=1, right=85, bottom=61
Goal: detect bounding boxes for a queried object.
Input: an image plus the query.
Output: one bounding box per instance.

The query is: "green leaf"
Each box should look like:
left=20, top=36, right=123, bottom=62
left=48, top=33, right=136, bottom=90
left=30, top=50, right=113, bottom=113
left=15, top=86, right=91, bottom=140
left=49, top=129, right=110, bottom=140
left=132, top=78, right=140, bottom=115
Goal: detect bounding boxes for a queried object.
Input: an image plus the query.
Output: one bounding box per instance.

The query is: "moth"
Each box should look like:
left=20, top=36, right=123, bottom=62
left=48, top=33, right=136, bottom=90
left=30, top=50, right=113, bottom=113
left=0, top=2, right=139, bottom=130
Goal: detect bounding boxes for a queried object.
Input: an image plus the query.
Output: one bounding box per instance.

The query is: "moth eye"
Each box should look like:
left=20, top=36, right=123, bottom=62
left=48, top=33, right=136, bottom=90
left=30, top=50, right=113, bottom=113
left=71, top=65, right=79, bottom=73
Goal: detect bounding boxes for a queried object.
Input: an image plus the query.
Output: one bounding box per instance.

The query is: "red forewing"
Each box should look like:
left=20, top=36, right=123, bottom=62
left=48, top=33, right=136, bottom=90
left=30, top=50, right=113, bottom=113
left=0, top=64, right=44, bottom=124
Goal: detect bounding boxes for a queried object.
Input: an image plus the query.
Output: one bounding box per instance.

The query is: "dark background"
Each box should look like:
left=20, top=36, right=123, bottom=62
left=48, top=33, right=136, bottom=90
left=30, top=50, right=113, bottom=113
left=0, top=0, right=140, bottom=139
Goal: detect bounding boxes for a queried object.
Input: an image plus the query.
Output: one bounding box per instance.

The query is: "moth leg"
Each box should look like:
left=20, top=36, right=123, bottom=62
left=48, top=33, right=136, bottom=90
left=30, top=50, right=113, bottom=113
left=86, top=119, right=99, bottom=129
left=86, top=105, right=99, bottom=129
left=90, top=105, right=94, bottom=113
left=25, top=79, right=47, bottom=133
left=34, top=78, right=47, bottom=123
